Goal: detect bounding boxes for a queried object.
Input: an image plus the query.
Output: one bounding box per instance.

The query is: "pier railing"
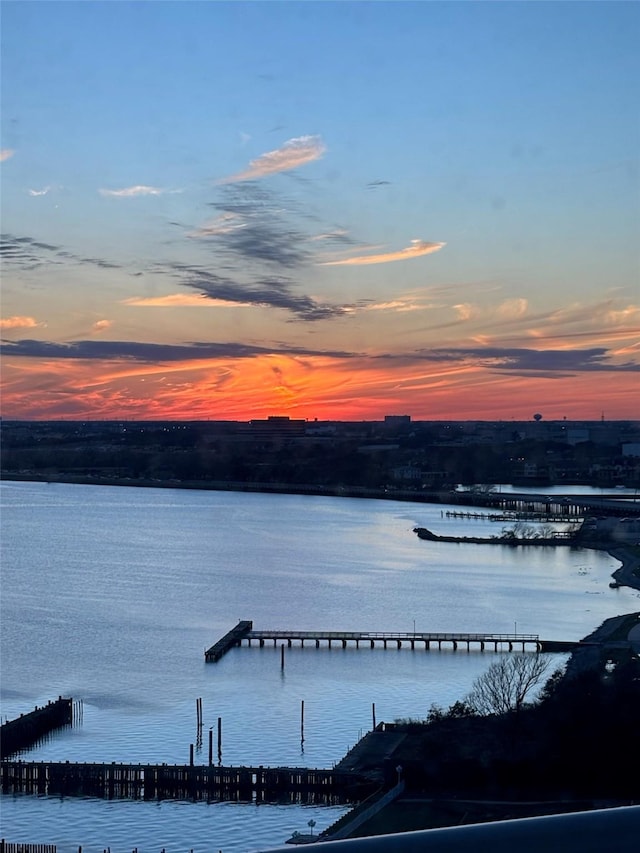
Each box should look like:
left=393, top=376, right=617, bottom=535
left=247, top=630, right=540, bottom=642
left=243, top=628, right=542, bottom=653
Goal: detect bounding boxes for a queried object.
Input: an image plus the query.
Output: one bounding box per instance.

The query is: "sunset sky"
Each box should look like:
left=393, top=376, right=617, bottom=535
left=1, top=1, right=638, bottom=422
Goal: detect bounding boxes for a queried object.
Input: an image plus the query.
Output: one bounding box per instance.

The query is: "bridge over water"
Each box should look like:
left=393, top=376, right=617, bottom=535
left=463, top=491, right=640, bottom=518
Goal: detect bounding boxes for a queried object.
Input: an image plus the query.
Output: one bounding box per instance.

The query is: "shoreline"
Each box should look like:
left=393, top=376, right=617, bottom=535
left=607, top=545, right=640, bottom=593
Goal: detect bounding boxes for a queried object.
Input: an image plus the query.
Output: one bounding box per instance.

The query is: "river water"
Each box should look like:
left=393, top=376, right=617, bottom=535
left=1, top=481, right=638, bottom=852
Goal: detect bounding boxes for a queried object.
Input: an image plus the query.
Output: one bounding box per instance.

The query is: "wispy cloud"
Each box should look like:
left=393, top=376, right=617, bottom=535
left=203, top=182, right=313, bottom=268
left=91, top=320, right=112, bottom=334
left=320, top=239, right=446, bottom=266
left=402, top=346, right=640, bottom=376
left=99, top=185, right=166, bottom=197
left=0, top=316, right=40, bottom=330
left=219, top=135, right=326, bottom=183
left=162, top=265, right=351, bottom=321
left=1, top=233, right=121, bottom=271
left=453, top=303, right=477, bottom=322
left=0, top=338, right=353, bottom=362
left=496, top=298, right=529, bottom=320
left=3, top=338, right=637, bottom=381
left=364, top=299, right=429, bottom=313
left=123, top=294, right=255, bottom=309
left=0, top=149, right=15, bottom=162
left=28, top=186, right=51, bottom=197
left=187, top=213, right=246, bottom=238
left=309, top=228, right=353, bottom=243
left=604, top=304, right=640, bottom=326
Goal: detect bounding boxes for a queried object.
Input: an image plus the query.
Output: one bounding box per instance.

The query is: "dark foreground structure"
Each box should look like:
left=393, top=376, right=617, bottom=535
left=0, top=698, right=74, bottom=760
left=261, top=805, right=640, bottom=852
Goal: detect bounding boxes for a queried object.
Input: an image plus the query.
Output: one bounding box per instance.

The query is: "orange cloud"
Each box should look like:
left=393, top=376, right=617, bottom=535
left=320, top=239, right=445, bottom=266
left=605, top=304, right=640, bottom=326
left=0, top=149, right=15, bottom=162
left=0, top=316, right=39, bottom=330
left=219, top=135, right=326, bottom=183
left=1, top=348, right=637, bottom=422
left=496, top=298, right=529, bottom=320
left=122, top=294, right=254, bottom=308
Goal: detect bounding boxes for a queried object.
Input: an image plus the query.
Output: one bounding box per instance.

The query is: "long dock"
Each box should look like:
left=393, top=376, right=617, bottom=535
left=205, top=621, right=547, bottom=662
left=1, top=760, right=372, bottom=804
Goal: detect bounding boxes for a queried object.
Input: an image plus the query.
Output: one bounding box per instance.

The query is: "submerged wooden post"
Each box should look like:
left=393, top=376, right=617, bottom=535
left=281, top=644, right=285, bottom=670
left=189, top=743, right=194, bottom=766
left=208, top=728, right=213, bottom=766
left=300, top=700, right=305, bottom=745
left=372, top=702, right=376, bottom=730
left=217, top=716, right=222, bottom=765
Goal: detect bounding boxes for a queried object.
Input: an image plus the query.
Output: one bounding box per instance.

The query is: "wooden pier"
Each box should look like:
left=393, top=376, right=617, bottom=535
left=206, top=621, right=545, bottom=662
left=0, top=760, right=371, bottom=804
left=445, top=510, right=583, bottom=523
left=0, top=698, right=74, bottom=760
left=205, top=620, right=253, bottom=661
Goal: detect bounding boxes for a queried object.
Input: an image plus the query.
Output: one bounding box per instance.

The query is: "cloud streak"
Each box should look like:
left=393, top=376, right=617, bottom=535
left=0, top=338, right=353, bottom=362
left=219, top=135, right=326, bottom=183
left=0, top=149, right=15, bottom=162
left=3, top=338, right=638, bottom=379
left=320, top=239, right=446, bottom=266
left=123, top=293, right=255, bottom=309
left=1, top=233, right=121, bottom=271
left=156, top=264, right=352, bottom=321
left=402, top=346, right=640, bottom=376
left=99, top=185, right=166, bottom=197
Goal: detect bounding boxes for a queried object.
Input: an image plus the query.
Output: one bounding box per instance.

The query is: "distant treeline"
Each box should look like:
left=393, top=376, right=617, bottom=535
left=2, top=419, right=639, bottom=490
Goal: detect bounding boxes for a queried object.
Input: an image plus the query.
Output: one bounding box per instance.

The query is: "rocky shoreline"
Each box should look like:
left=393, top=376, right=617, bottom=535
left=607, top=545, right=640, bottom=593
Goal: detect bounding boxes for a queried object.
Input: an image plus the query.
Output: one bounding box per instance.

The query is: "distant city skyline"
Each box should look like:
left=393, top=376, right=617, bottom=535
left=1, top=1, right=638, bottom=421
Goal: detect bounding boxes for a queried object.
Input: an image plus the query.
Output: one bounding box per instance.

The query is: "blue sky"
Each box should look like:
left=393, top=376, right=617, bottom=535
left=1, top=1, right=638, bottom=420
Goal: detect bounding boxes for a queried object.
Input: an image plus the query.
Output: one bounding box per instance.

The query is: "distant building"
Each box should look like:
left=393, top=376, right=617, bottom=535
left=384, top=415, right=411, bottom=426
left=248, top=416, right=306, bottom=442
left=391, top=465, right=422, bottom=481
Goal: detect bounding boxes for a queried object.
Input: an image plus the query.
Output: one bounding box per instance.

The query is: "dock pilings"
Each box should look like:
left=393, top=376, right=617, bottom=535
left=0, top=697, right=74, bottom=760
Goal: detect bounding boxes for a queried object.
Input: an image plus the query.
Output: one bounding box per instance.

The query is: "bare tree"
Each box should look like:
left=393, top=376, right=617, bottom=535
left=466, top=654, right=552, bottom=715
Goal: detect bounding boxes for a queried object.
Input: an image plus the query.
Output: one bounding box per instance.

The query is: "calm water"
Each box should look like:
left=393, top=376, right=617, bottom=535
left=1, top=481, right=638, bottom=851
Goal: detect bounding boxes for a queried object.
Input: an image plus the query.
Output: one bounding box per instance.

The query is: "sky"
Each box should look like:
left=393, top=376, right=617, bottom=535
left=1, top=0, right=639, bottom=422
